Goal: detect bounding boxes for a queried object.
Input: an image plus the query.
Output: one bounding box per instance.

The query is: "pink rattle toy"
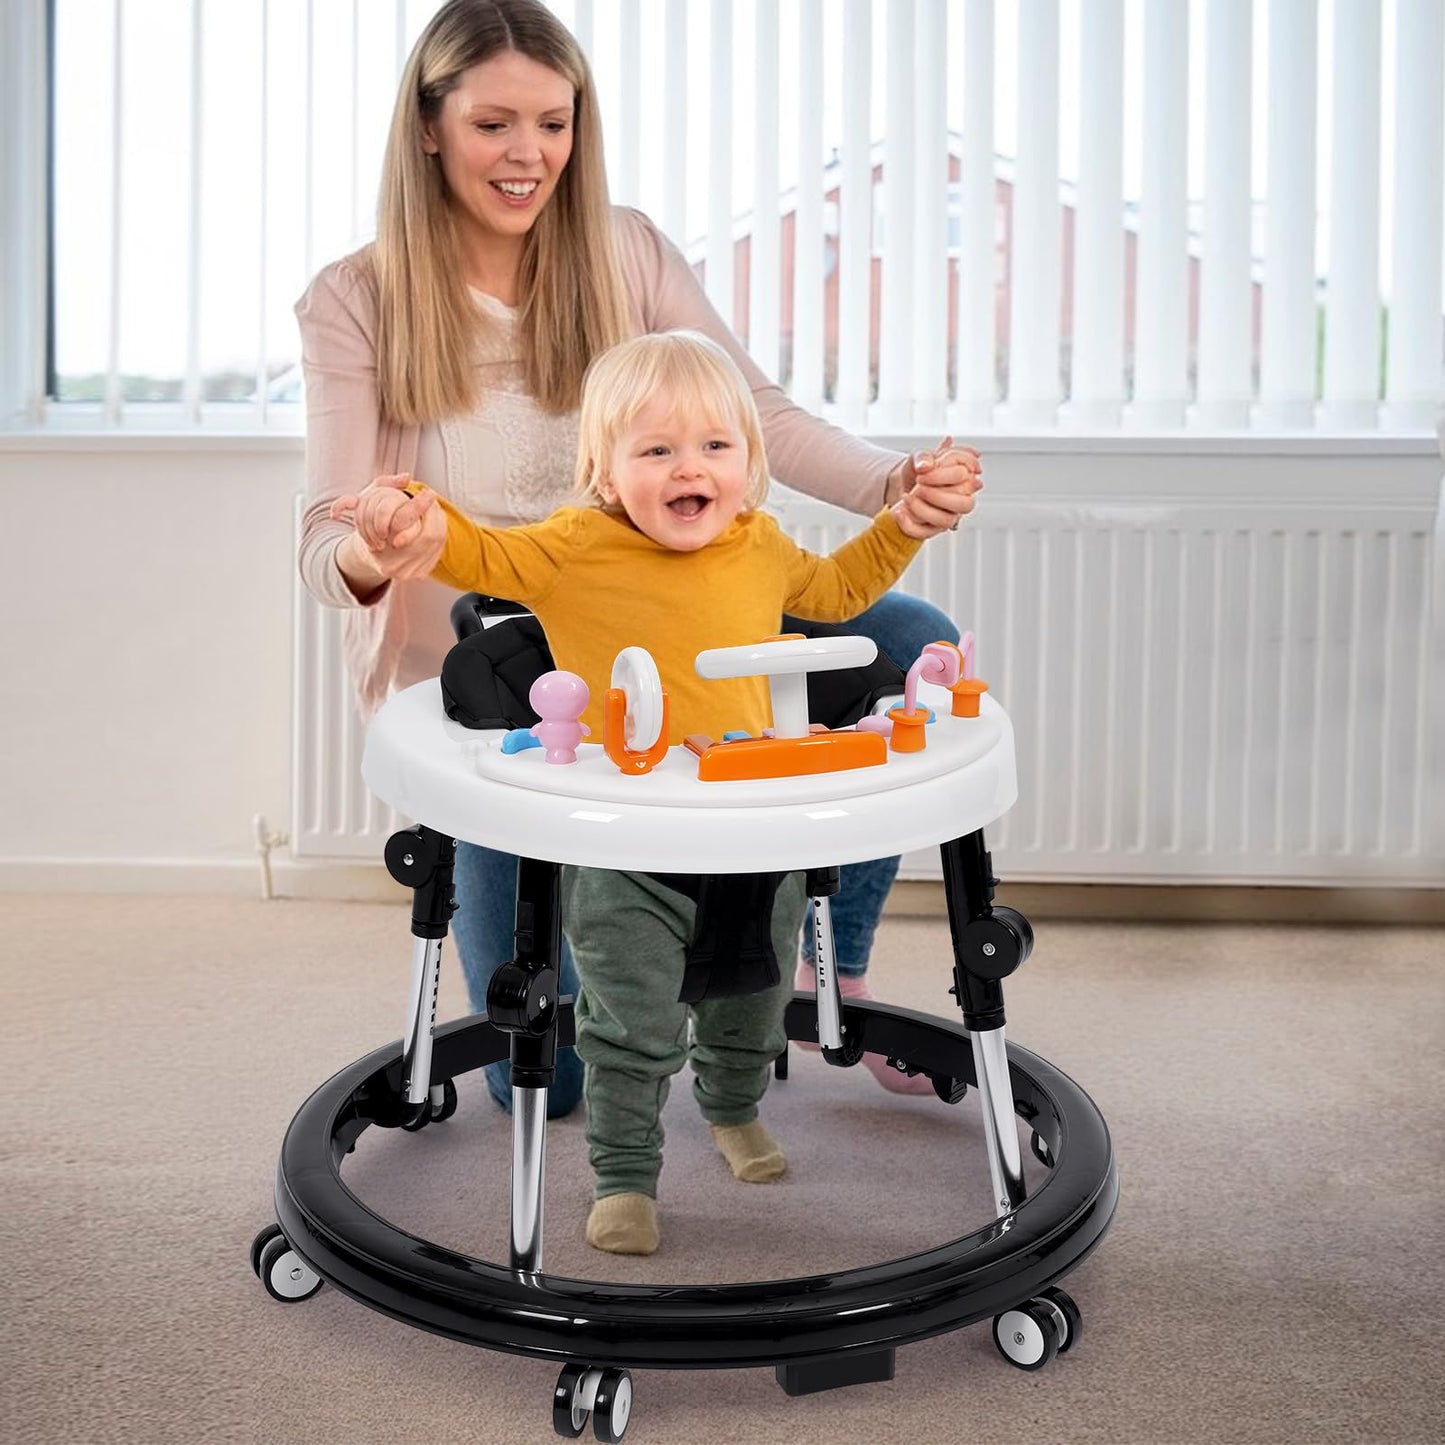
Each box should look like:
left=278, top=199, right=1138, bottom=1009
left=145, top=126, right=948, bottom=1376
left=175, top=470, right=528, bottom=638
left=947, top=632, right=989, bottom=717
left=528, top=671, right=591, bottom=764
left=886, top=642, right=963, bottom=754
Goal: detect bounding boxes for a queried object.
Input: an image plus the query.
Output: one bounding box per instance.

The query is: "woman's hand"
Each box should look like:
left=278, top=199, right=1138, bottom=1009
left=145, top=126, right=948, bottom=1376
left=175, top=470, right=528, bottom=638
left=330, top=474, right=447, bottom=582
left=887, top=436, right=983, bottom=538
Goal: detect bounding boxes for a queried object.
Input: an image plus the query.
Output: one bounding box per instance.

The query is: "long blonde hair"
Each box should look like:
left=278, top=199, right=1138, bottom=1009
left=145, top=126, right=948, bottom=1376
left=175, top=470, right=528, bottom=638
left=374, top=0, right=631, bottom=424
left=574, top=331, right=772, bottom=510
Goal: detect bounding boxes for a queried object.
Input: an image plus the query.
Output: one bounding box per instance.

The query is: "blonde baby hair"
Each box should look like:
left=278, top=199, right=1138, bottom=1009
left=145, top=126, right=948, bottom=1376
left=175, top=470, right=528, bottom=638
left=574, top=330, right=771, bottom=509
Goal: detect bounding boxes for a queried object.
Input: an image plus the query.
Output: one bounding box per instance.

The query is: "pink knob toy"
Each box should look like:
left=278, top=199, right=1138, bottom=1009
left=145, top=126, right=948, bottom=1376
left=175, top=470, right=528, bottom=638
left=529, top=671, right=591, bottom=764
left=903, top=642, right=963, bottom=714
left=887, top=642, right=963, bottom=754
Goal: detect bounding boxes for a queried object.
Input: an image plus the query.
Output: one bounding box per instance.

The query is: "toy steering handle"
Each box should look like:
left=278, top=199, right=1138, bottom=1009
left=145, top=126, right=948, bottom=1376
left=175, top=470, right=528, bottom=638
left=694, top=634, right=879, bottom=739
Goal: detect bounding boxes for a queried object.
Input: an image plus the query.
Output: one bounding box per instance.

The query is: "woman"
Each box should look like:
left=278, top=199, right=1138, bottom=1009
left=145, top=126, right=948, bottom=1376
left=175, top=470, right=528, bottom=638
left=296, top=0, right=982, bottom=1117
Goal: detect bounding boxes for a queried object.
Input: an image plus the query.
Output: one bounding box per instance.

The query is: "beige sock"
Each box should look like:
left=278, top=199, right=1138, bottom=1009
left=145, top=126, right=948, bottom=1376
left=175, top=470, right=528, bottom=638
left=710, top=1120, right=787, bottom=1182
left=586, top=1192, right=660, bottom=1255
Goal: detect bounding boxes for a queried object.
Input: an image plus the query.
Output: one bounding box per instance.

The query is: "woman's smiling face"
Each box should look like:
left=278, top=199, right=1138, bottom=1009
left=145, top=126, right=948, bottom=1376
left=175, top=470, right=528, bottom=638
left=422, top=50, right=575, bottom=250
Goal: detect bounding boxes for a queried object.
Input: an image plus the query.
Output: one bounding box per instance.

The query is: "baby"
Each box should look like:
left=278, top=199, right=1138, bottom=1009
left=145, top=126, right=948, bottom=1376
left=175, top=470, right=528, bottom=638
left=332, top=329, right=977, bottom=1254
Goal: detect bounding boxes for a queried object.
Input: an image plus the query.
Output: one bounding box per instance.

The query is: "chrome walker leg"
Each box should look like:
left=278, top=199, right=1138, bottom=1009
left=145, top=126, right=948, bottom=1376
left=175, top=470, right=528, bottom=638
left=970, top=1026, right=1027, bottom=1215
left=401, top=935, right=444, bottom=1108
left=810, top=891, right=845, bottom=1051
left=485, top=856, right=565, bottom=1275
left=383, top=827, right=459, bottom=1124
left=939, top=830, right=1035, bottom=1218
left=510, top=1086, right=549, bottom=1271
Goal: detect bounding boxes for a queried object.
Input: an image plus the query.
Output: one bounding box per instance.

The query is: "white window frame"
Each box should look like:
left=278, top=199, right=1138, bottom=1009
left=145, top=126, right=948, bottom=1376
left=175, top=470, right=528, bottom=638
left=4, top=0, right=1442, bottom=455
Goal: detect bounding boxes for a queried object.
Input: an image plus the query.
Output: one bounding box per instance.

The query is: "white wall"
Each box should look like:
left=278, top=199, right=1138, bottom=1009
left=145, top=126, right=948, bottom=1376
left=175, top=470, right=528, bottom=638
left=1, top=434, right=1441, bottom=896
left=0, top=436, right=300, bottom=891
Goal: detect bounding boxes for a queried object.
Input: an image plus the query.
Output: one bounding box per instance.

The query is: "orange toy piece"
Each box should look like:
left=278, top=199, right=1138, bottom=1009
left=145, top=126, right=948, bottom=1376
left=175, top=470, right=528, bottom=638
left=602, top=687, right=671, bottom=775
left=950, top=676, right=989, bottom=718
left=694, top=729, right=886, bottom=782
left=885, top=707, right=929, bottom=753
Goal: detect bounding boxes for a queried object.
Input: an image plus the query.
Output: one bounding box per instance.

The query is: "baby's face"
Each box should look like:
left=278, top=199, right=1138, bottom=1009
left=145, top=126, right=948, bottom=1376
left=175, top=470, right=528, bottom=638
left=599, top=398, right=751, bottom=552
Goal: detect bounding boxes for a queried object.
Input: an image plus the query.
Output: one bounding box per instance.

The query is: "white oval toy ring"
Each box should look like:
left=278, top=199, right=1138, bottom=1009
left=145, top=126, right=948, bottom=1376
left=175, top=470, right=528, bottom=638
left=610, top=647, right=663, bottom=752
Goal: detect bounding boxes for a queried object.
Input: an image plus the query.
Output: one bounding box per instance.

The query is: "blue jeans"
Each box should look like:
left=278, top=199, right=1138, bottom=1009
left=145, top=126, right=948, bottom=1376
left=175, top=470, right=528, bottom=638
left=450, top=589, right=958, bottom=1111
left=795, top=591, right=960, bottom=976
left=452, top=843, right=586, bottom=1117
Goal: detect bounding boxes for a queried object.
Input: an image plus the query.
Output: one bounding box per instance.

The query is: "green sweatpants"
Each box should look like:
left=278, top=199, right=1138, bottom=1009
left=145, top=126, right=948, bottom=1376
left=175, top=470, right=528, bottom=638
left=560, top=866, right=806, bottom=1200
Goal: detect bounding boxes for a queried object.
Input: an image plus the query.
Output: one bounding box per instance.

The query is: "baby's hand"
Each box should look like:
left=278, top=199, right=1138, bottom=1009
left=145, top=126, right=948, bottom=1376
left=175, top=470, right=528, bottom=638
left=330, top=474, right=446, bottom=580
left=889, top=436, right=983, bottom=538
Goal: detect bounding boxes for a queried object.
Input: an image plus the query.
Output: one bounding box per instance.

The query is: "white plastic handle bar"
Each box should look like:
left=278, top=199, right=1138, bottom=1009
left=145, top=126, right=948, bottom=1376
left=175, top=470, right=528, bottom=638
left=694, top=635, right=879, bottom=739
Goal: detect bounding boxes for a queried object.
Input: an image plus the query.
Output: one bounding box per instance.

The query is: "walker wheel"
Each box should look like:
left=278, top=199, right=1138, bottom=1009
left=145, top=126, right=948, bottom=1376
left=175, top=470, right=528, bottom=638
left=433, top=1077, right=459, bottom=1121
left=773, top=1045, right=789, bottom=1081
left=257, top=1234, right=324, bottom=1303
left=249, top=1222, right=283, bottom=1279
left=400, top=1078, right=459, bottom=1131
left=821, top=1031, right=864, bottom=1067
left=591, top=1368, right=633, bottom=1443
left=552, top=1362, right=590, bottom=1438
left=992, top=1300, right=1061, bottom=1371
left=1037, top=1284, right=1082, bottom=1353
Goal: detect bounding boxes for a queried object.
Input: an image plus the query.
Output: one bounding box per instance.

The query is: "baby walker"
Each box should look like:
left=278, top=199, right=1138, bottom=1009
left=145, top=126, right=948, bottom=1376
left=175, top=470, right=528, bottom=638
left=251, top=605, right=1117, bottom=1442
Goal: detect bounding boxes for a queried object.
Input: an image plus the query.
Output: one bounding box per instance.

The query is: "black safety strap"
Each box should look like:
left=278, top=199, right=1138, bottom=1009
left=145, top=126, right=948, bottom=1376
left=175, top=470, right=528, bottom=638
left=646, top=871, right=791, bottom=1002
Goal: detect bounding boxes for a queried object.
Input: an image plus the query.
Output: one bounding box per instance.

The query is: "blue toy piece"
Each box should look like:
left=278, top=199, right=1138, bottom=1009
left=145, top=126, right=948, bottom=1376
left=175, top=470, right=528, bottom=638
left=500, top=728, right=543, bottom=754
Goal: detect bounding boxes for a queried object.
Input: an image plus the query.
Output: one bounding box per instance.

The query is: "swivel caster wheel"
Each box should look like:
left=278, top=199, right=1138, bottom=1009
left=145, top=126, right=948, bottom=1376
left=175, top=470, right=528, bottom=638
left=1030, top=1130, right=1055, bottom=1168
left=432, top=1077, right=459, bottom=1121
left=1037, top=1284, right=1082, bottom=1353
left=254, top=1230, right=324, bottom=1304
left=401, top=1078, right=459, bottom=1131
left=820, top=1031, right=864, bottom=1068
left=592, top=1368, right=633, bottom=1443
left=249, top=1222, right=282, bottom=1278
left=553, top=1364, right=633, bottom=1442
left=992, top=1298, right=1063, bottom=1371
left=773, top=1045, right=789, bottom=1081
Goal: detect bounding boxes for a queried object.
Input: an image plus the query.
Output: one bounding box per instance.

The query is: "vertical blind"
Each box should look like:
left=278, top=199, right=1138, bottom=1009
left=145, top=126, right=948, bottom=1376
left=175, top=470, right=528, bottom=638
left=41, top=0, right=1445, bottom=433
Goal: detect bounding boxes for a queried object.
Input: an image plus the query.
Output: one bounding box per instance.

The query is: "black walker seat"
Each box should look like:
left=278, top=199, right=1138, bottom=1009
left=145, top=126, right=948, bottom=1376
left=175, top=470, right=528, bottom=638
left=254, top=598, right=1117, bottom=1435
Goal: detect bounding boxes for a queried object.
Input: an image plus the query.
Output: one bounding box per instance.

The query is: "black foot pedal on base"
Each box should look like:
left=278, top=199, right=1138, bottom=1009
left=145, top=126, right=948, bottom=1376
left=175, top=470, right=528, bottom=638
left=775, top=1348, right=895, bottom=1396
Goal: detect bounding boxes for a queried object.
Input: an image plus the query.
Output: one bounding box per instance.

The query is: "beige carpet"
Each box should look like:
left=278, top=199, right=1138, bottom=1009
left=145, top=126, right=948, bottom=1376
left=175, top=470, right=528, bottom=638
left=1, top=893, right=1441, bottom=1445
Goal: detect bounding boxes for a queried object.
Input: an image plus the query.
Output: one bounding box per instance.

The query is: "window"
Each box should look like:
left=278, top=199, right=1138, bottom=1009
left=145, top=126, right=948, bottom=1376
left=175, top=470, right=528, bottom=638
left=18, top=0, right=1445, bottom=434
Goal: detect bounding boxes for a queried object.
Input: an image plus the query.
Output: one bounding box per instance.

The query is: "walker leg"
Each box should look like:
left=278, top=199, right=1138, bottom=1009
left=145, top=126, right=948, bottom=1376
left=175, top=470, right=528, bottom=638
left=969, top=1026, right=1026, bottom=1215
left=486, top=856, right=565, bottom=1274
left=401, top=936, right=444, bottom=1110
left=806, top=867, right=846, bottom=1052
left=940, top=830, right=1034, bottom=1217
left=383, top=826, right=458, bottom=1127
left=510, top=1081, right=548, bottom=1271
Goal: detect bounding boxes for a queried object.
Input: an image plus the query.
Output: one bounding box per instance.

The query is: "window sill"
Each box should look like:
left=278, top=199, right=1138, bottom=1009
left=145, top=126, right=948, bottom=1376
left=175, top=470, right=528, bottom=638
left=1, top=423, right=1437, bottom=458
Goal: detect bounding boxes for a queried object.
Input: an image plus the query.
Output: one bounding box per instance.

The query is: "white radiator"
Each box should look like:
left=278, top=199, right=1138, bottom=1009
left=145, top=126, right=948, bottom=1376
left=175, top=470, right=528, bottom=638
left=292, top=461, right=1444, bottom=885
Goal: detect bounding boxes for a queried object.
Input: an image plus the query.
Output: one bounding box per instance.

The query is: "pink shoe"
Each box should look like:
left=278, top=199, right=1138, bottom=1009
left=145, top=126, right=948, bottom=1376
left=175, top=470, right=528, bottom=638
left=791, top=962, right=937, bottom=1096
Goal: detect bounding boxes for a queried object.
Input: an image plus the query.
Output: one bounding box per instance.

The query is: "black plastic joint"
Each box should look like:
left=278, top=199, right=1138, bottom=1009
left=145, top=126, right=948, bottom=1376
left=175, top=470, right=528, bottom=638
left=954, top=971, right=1007, bottom=1033
left=384, top=826, right=458, bottom=940
left=509, top=1028, right=558, bottom=1089
left=486, top=961, right=559, bottom=1035
left=804, top=865, right=840, bottom=899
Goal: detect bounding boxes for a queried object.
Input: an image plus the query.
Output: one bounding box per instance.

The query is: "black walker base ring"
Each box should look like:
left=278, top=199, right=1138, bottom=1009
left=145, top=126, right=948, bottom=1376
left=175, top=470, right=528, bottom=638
left=272, top=996, right=1117, bottom=1372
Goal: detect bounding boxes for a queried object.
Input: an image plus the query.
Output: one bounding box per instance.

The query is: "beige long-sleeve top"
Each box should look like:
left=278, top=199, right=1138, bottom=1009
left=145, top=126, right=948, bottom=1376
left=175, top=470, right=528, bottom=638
left=296, top=205, right=905, bottom=719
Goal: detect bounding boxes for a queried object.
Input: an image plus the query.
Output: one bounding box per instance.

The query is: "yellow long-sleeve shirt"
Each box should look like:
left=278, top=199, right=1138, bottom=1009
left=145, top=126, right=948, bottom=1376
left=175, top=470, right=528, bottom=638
left=428, top=499, right=922, bottom=743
